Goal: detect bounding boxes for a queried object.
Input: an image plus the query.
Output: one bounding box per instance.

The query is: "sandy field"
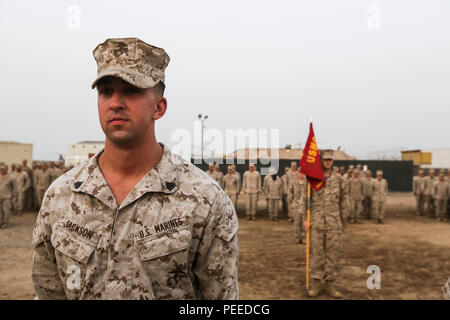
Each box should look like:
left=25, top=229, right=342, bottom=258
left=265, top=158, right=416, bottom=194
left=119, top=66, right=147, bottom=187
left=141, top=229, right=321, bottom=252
left=1, top=192, right=449, bottom=300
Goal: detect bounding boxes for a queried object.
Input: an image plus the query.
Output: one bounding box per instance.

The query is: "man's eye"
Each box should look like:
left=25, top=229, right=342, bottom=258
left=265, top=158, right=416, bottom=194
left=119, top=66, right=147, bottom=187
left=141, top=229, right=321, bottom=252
left=99, top=87, right=113, bottom=96
left=126, top=87, right=140, bottom=94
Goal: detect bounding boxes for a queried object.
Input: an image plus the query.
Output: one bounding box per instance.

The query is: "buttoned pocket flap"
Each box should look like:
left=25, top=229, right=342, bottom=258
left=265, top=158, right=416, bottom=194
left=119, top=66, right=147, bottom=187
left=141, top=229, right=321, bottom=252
left=138, top=227, right=190, bottom=261
left=51, top=225, right=99, bottom=264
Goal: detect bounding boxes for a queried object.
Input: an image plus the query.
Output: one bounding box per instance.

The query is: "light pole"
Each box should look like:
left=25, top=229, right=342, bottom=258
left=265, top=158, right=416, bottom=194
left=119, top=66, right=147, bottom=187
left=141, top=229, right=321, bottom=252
left=198, top=114, right=208, bottom=161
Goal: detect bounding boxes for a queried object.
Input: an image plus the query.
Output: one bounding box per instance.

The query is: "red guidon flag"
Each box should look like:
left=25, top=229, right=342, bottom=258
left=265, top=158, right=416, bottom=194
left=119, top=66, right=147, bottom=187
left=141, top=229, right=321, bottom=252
left=299, top=122, right=325, bottom=191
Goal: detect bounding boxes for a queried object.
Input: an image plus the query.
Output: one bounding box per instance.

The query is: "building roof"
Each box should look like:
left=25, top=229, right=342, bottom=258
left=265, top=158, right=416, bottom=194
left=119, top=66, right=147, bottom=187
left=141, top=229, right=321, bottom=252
left=76, top=141, right=105, bottom=145
left=224, top=148, right=355, bottom=160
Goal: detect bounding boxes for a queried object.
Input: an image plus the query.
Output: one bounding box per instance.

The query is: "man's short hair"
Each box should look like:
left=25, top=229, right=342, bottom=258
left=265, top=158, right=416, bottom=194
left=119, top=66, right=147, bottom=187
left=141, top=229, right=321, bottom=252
left=154, top=81, right=165, bottom=97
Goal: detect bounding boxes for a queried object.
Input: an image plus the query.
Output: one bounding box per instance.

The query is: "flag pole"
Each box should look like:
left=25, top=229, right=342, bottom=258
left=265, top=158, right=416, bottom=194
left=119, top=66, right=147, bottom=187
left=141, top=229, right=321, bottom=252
left=306, top=182, right=311, bottom=291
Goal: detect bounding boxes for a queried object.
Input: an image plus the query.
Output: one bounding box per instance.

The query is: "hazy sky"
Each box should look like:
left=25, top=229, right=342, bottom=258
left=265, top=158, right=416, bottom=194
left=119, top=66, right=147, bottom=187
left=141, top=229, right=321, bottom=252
left=1, top=0, right=449, bottom=161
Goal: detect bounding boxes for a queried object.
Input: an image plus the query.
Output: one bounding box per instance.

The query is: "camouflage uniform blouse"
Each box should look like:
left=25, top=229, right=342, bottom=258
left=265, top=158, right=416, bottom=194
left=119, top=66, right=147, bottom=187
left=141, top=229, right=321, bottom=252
left=299, top=173, right=347, bottom=230
left=31, top=144, right=238, bottom=300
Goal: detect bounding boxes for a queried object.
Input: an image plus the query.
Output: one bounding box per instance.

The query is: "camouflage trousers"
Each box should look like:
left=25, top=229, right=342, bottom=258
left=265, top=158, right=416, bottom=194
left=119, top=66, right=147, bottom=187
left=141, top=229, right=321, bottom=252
left=415, top=193, right=426, bottom=216
left=293, top=209, right=304, bottom=242
left=287, top=200, right=294, bottom=219
left=25, top=187, right=34, bottom=210
left=36, top=188, right=46, bottom=208
left=435, top=199, right=448, bottom=219
left=12, top=194, right=19, bottom=212
left=0, top=199, right=12, bottom=225
left=310, top=228, right=342, bottom=281
left=282, top=194, right=288, bottom=216
left=267, top=199, right=280, bottom=219
left=17, top=192, right=26, bottom=213
left=349, top=199, right=362, bottom=220
left=362, top=196, right=372, bottom=219
left=424, top=195, right=435, bottom=217
left=226, top=192, right=237, bottom=209
left=246, top=193, right=258, bottom=218
left=373, top=200, right=385, bottom=220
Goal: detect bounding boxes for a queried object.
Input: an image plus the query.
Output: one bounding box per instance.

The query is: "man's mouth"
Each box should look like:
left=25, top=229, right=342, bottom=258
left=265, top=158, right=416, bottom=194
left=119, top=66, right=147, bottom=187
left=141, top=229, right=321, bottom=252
left=109, top=116, right=129, bottom=125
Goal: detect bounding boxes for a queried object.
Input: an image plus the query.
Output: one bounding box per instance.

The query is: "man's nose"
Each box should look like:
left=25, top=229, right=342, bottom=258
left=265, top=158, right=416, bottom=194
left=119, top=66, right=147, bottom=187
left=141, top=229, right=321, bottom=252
left=109, top=90, right=125, bottom=110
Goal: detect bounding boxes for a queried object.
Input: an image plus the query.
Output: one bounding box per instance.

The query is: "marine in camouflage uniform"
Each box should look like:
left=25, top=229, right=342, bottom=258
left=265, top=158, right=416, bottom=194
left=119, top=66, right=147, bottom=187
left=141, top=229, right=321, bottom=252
left=31, top=37, right=238, bottom=300
left=288, top=171, right=306, bottom=243
left=433, top=173, right=448, bottom=222
left=22, top=160, right=34, bottom=211
left=0, top=166, right=16, bottom=228
left=263, top=167, right=283, bottom=221
left=205, top=163, right=219, bottom=182
left=15, top=165, right=29, bottom=214
left=361, top=170, right=374, bottom=219
left=231, top=165, right=241, bottom=203
left=424, top=170, right=436, bottom=218
left=301, top=150, right=347, bottom=298
left=242, top=164, right=261, bottom=220
left=35, top=163, right=53, bottom=208
left=348, top=171, right=363, bottom=223
left=214, top=164, right=224, bottom=189
left=372, top=170, right=388, bottom=223
left=413, top=170, right=427, bottom=216
left=222, top=165, right=240, bottom=208
left=281, top=167, right=289, bottom=217
left=286, top=162, right=298, bottom=222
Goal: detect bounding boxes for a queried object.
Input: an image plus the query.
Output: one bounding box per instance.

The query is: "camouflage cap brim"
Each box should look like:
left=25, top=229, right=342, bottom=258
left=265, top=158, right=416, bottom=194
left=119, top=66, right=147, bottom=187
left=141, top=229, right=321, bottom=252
left=91, top=68, right=161, bottom=89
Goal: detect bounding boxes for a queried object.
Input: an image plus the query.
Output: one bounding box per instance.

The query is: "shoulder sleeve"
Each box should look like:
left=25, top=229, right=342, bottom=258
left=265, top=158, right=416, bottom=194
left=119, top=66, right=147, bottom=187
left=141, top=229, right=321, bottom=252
left=31, top=187, right=66, bottom=300
left=193, top=191, right=238, bottom=300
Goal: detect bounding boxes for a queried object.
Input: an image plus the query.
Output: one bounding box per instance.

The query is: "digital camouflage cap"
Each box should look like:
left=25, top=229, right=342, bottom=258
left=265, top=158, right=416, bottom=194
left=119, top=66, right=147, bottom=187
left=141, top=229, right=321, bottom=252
left=91, top=37, right=170, bottom=89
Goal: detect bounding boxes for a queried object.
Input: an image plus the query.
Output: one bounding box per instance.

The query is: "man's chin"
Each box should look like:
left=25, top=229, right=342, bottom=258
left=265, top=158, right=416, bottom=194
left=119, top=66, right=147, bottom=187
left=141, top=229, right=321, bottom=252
left=105, top=132, right=138, bottom=148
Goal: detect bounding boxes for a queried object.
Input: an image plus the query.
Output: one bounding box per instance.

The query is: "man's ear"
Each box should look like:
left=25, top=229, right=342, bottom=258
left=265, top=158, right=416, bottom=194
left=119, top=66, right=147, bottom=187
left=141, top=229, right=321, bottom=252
left=152, top=97, right=167, bottom=120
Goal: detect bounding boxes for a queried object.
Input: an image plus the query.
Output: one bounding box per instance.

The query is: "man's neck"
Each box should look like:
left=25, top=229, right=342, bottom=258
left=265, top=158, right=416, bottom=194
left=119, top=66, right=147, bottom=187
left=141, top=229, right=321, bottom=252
left=323, top=169, right=331, bottom=177
left=99, top=138, right=163, bottom=178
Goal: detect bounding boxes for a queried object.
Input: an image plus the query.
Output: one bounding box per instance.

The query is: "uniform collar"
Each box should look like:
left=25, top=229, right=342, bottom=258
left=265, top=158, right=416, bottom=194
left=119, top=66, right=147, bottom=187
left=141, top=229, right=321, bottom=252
left=72, top=143, right=179, bottom=210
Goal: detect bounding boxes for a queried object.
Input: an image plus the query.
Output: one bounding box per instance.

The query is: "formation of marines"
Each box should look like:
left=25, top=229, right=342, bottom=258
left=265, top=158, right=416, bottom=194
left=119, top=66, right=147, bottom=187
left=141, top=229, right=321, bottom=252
left=0, top=160, right=73, bottom=228
left=204, top=159, right=393, bottom=229
left=413, top=169, right=449, bottom=221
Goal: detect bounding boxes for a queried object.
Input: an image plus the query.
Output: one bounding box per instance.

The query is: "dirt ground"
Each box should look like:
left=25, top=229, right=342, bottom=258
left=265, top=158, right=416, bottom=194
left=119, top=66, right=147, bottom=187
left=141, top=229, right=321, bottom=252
left=1, top=192, right=449, bottom=300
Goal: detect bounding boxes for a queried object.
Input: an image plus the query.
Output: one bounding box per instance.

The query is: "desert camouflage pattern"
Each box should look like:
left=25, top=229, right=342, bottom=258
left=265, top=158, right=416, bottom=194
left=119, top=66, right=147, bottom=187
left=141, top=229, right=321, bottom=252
left=0, top=174, right=16, bottom=200
left=222, top=173, right=240, bottom=207
left=414, top=176, right=427, bottom=195
left=414, top=175, right=427, bottom=215
left=433, top=180, right=449, bottom=200
left=35, top=169, right=53, bottom=191
left=242, top=170, right=261, bottom=194
left=288, top=175, right=306, bottom=242
left=300, top=173, right=347, bottom=230
left=372, top=178, right=388, bottom=220
left=263, top=175, right=283, bottom=200
left=300, top=174, right=346, bottom=281
left=31, top=144, right=238, bottom=300
left=373, top=178, right=388, bottom=202
left=310, top=229, right=342, bottom=281
left=424, top=176, right=435, bottom=196
left=91, top=38, right=170, bottom=89
left=433, top=181, right=448, bottom=220
left=348, top=178, right=363, bottom=220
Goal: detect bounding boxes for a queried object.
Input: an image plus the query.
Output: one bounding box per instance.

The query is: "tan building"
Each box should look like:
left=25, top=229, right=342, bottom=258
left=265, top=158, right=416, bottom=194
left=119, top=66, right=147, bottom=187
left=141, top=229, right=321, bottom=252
left=225, top=147, right=355, bottom=161
left=66, top=141, right=105, bottom=166
left=401, top=149, right=450, bottom=169
left=0, top=141, right=33, bottom=166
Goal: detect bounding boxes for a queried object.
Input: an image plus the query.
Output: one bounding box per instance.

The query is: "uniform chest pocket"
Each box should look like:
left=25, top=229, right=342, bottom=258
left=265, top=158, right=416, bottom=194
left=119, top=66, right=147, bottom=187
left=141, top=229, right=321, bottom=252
left=137, top=226, right=191, bottom=261
left=51, top=225, right=100, bottom=264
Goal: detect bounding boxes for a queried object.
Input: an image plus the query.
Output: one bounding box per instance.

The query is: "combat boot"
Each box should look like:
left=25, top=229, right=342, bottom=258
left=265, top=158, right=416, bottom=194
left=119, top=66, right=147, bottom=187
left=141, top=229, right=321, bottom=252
left=307, top=279, right=323, bottom=297
left=325, top=280, right=342, bottom=299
